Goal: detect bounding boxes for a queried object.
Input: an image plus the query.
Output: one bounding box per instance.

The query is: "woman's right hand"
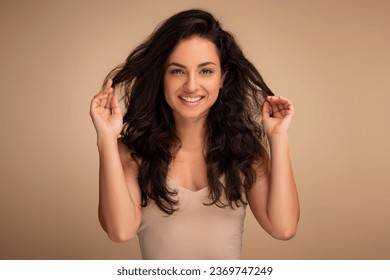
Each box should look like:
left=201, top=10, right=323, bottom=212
left=90, top=79, right=123, bottom=140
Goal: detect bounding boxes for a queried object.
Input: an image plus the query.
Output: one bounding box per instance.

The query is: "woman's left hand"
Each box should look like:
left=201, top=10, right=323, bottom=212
left=262, top=96, right=294, bottom=138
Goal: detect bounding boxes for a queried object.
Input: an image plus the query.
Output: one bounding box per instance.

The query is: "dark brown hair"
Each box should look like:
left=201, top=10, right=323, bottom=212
left=104, top=9, right=274, bottom=214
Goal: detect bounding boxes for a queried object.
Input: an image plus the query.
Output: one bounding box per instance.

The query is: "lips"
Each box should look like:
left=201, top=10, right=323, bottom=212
left=179, top=96, right=204, bottom=103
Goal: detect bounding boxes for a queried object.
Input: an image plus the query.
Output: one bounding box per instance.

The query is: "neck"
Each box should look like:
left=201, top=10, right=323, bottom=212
left=174, top=116, right=207, bottom=149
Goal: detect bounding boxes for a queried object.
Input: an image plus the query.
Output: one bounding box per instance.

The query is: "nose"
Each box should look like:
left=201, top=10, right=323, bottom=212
left=183, top=73, right=199, bottom=92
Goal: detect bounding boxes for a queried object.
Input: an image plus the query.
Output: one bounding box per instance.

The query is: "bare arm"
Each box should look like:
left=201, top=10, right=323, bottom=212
left=90, top=80, right=141, bottom=242
left=247, top=96, right=300, bottom=240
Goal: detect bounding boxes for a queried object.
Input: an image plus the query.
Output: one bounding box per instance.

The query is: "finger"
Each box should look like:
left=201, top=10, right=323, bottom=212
left=102, top=81, right=115, bottom=107
left=100, top=85, right=114, bottom=108
left=267, top=96, right=281, bottom=116
left=110, top=94, right=121, bottom=115
left=101, top=92, right=112, bottom=109
left=268, top=96, right=287, bottom=106
left=91, top=80, right=114, bottom=112
left=277, top=103, right=286, bottom=115
left=90, top=94, right=106, bottom=117
left=277, top=97, right=294, bottom=115
left=90, top=93, right=104, bottom=110
left=262, top=100, right=271, bottom=120
left=94, top=79, right=113, bottom=100
left=104, top=79, right=113, bottom=90
left=267, top=96, right=293, bottom=116
left=268, top=95, right=289, bottom=103
left=93, top=86, right=111, bottom=104
left=90, top=97, right=98, bottom=115
left=285, top=99, right=294, bottom=113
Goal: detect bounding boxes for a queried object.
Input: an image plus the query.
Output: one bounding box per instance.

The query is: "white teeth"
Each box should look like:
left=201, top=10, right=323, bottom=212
left=180, top=96, right=202, bottom=103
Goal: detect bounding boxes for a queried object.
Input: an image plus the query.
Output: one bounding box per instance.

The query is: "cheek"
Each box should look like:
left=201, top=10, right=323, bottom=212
left=205, top=78, right=222, bottom=96
left=163, top=75, right=179, bottom=93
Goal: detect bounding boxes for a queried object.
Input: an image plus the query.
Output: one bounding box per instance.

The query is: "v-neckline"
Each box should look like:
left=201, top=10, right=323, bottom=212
left=167, top=176, right=209, bottom=193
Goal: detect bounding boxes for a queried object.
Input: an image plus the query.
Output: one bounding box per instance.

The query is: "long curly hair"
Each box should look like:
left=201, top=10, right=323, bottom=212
left=103, top=9, right=274, bottom=215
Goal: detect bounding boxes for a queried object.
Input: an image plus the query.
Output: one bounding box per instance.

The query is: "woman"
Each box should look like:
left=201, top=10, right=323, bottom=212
left=90, top=9, right=299, bottom=259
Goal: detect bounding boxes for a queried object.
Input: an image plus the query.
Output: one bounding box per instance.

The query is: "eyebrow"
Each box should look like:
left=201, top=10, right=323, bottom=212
left=166, top=62, right=217, bottom=68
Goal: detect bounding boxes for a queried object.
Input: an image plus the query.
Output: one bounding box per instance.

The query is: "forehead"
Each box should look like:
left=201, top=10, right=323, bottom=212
left=166, top=36, right=220, bottom=65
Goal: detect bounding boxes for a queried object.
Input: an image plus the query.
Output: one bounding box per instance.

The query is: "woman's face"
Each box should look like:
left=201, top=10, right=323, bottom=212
left=163, top=36, right=223, bottom=122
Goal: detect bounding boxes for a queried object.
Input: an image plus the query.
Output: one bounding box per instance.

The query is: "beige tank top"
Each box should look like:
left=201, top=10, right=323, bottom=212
left=137, top=177, right=246, bottom=259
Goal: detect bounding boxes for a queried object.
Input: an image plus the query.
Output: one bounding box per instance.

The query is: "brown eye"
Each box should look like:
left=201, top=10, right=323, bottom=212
left=171, top=69, right=185, bottom=75
left=200, top=69, right=213, bottom=75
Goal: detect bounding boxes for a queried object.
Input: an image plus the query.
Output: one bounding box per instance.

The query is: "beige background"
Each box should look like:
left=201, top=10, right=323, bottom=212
left=1, top=0, right=389, bottom=259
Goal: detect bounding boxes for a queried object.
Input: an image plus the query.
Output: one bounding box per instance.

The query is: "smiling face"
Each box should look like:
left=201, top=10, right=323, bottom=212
left=163, top=36, right=223, bottom=122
